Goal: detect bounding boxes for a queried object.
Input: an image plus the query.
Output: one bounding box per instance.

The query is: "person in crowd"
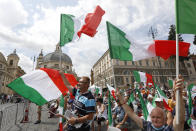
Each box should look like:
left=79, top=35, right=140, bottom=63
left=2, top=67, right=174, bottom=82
left=147, top=94, right=154, bottom=121
left=116, top=102, right=139, bottom=130
left=96, top=98, right=107, bottom=131
left=116, top=75, right=185, bottom=131
left=168, top=93, right=176, bottom=110
left=57, top=71, right=96, bottom=131
left=34, top=105, right=42, bottom=124
left=48, top=99, right=59, bottom=118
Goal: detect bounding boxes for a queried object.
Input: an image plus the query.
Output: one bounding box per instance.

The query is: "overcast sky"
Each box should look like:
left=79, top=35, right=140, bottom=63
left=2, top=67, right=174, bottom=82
left=0, top=0, right=195, bottom=77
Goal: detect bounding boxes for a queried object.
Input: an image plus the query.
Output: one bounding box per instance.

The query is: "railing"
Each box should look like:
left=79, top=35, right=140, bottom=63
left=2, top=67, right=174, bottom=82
left=0, top=103, right=24, bottom=131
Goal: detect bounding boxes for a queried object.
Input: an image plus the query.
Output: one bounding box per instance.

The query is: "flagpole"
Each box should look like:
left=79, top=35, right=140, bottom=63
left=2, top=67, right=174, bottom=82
left=175, top=34, right=180, bottom=125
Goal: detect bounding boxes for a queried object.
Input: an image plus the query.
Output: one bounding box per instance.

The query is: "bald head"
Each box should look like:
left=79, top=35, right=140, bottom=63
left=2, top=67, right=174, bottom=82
left=150, top=107, right=166, bottom=128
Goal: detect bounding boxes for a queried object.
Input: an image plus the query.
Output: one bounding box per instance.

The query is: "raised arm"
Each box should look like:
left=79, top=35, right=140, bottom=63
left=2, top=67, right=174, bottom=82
left=173, top=75, right=185, bottom=131
left=116, top=90, right=143, bottom=129
left=59, top=70, right=73, bottom=95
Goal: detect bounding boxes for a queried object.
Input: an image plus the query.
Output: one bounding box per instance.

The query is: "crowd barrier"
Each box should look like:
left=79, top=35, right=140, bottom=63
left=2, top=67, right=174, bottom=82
left=0, top=103, right=24, bottom=131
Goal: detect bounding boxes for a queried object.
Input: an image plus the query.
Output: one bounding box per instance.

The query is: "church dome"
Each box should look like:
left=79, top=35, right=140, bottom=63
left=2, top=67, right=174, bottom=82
left=0, top=52, right=6, bottom=63
left=43, top=52, right=72, bottom=65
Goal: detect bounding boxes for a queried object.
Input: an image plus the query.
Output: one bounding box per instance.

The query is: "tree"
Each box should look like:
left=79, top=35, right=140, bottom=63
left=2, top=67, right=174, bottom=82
left=168, top=25, right=176, bottom=40
left=148, top=26, right=158, bottom=40
left=193, top=35, right=196, bottom=45
left=168, top=24, right=184, bottom=41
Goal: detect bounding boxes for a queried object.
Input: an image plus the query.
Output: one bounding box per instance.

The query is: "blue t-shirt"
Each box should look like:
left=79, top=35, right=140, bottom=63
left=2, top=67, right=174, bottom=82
left=114, top=106, right=125, bottom=122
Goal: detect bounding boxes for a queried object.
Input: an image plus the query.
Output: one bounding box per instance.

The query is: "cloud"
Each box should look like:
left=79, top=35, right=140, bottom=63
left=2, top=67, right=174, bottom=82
left=0, top=0, right=195, bottom=77
left=0, top=0, right=28, bottom=28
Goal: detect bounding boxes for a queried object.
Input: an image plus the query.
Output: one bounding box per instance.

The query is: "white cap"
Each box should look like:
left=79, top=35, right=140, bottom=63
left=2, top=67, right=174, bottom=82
left=155, top=98, right=162, bottom=102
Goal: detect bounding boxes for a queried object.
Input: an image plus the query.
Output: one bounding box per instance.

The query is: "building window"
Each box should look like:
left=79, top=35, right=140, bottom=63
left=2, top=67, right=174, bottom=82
left=123, top=70, right=129, bottom=75
left=124, top=61, right=127, bottom=65
left=153, top=61, right=155, bottom=66
left=146, top=60, right=149, bottom=66
left=132, top=61, right=135, bottom=65
left=9, top=60, right=13, bottom=66
left=126, top=77, right=129, bottom=83
left=0, top=64, right=2, bottom=68
left=190, top=70, right=192, bottom=74
left=67, top=66, right=69, bottom=69
left=139, top=61, right=142, bottom=66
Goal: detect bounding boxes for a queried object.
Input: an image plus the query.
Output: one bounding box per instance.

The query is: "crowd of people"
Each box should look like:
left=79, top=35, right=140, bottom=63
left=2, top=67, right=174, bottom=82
left=5, top=72, right=195, bottom=131
left=49, top=72, right=195, bottom=131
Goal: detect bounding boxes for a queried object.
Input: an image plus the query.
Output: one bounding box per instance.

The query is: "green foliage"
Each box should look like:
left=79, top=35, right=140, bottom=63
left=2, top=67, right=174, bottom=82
left=168, top=25, right=184, bottom=41
left=193, top=35, right=196, bottom=45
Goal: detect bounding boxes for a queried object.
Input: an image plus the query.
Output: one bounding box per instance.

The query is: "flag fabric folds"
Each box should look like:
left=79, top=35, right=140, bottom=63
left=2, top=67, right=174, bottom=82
left=106, top=21, right=133, bottom=61
left=148, top=40, right=190, bottom=60
left=176, top=0, right=196, bottom=34
left=60, top=14, right=81, bottom=46
left=7, top=68, right=78, bottom=106
left=107, top=84, right=116, bottom=99
left=135, top=89, right=149, bottom=120
left=108, top=93, right=113, bottom=126
left=155, top=85, right=172, bottom=112
left=133, top=71, right=154, bottom=87
left=77, top=5, right=105, bottom=37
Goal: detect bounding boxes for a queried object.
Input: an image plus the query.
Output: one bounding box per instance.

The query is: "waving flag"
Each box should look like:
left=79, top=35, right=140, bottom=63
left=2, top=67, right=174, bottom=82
left=60, top=14, right=81, bottom=46
left=106, top=22, right=190, bottom=62
left=155, top=85, right=172, bottom=111
left=133, top=71, right=154, bottom=87
left=148, top=40, right=190, bottom=60
left=176, top=0, right=196, bottom=34
left=107, top=84, right=116, bottom=100
left=77, top=5, right=105, bottom=37
left=7, top=68, right=78, bottom=106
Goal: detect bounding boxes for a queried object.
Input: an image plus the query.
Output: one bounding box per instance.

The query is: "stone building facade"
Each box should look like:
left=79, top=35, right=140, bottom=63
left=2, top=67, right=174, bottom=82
left=91, top=49, right=196, bottom=89
left=36, top=43, right=78, bottom=79
left=0, top=50, right=25, bottom=94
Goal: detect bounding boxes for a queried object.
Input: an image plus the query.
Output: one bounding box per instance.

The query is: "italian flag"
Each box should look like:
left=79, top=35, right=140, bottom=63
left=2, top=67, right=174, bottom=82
left=77, top=5, right=105, bottom=37
left=107, top=84, right=116, bottom=99
left=60, top=14, right=81, bottom=46
left=7, top=68, right=78, bottom=106
left=155, top=84, right=172, bottom=111
left=60, top=5, right=105, bottom=46
left=133, top=71, right=154, bottom=87
left=106, top=21, right=190, bottom=61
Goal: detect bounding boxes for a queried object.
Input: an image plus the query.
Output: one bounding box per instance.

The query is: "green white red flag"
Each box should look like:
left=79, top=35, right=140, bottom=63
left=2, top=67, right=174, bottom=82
left=107, top=84, right=116, bottom=99
left=60, top=14, right=81, bottom=46
left=106, top=21, right=190, bottom=61
left=77, top=5, right=105, bottom=37
left=133, top=71, right=154, bottom=87
left=7, top=68, right=78, bottom=106
left=155, top=84, right=172, bottom=111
